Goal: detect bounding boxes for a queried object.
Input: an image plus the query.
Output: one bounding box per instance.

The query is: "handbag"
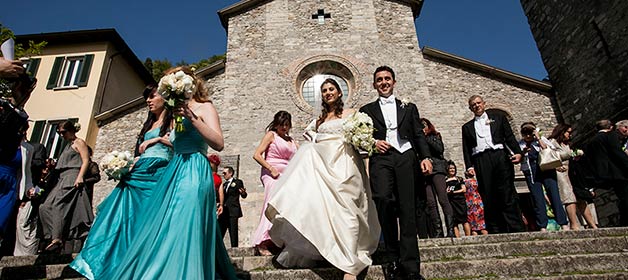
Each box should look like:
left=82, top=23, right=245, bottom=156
left=539, top=147, right=562, bottom=171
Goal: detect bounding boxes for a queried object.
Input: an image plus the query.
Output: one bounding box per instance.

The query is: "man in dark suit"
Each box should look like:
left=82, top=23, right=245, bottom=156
left=585, top=120, right=628, bottom=225
left=462, top=95, right=525, bottom=234
left=218, top=166, right=247, bottom=247
left=360, top=66, right=432, bottom=280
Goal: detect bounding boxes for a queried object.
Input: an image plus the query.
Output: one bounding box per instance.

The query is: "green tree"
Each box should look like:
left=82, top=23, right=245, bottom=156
left=0, top=23, right=47, bottom=58
left=144, top=53, right=226, bottom=81
left=144, top=58, right=173, bottom=82
left=191, top=54, right=225, bottom=70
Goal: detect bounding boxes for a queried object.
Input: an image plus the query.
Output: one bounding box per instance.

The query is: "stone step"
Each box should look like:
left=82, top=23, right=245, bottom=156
left=230, top=236, right=628, bottom=271
left=238, top=252, right=628, bottom=280
left=2, top=252, right=627, bottom=279
left=415, top=227, right=628, bottom=248
left=2, top=234, right=624, bottom=270
left=226, top=227, right=628, bottom=258
left=0, top=263, right=83, bottom=280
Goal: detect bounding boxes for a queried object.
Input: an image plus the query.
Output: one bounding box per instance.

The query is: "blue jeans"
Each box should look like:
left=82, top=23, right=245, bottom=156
left=524, top=169, right=568, bottom=228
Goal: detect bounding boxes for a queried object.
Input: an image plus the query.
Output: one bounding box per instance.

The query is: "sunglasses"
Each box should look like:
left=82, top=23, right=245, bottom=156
left=57, top=130, right=67, bottom=135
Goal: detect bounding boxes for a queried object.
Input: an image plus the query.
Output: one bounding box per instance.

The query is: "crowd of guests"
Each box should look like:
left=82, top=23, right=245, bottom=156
left=1, top=56, right=627, bottom=280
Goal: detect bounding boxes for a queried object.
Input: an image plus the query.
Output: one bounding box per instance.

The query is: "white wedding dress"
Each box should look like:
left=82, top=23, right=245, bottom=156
left=265, top=118, right=381, bottom=275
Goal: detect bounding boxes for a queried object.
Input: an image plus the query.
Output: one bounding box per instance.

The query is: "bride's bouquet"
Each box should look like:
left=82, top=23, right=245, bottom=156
left=342, top=112, right=377, bottom=156
left=157, top=70, right=196, bottom=132
left=101, top=150, right=133, bottom=181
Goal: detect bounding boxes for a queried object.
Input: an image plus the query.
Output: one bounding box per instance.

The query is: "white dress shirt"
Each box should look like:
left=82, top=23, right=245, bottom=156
left=224, top=178, right=233, bottom=193
left=379, top=95, right=412, bottom=153
left=472, top=112, right=503, bottom=155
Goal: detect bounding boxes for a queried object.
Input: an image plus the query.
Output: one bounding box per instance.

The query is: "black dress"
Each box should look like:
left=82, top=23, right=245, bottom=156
left=446, top=176, right=468, bottom=225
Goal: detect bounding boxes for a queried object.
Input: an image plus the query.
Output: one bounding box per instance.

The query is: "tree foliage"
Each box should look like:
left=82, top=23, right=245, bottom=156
left=0, top=23, right=47, bottom=58
left=144, top=54, right=225, bottom=81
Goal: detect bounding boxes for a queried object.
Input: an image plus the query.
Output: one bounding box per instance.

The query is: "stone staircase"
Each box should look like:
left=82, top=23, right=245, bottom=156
left=2, top=228, right=628, bottom=279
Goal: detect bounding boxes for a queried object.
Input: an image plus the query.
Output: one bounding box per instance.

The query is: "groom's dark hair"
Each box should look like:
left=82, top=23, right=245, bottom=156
left=373, top=66, right=395, bottom=82
left=225, top=166, right=235, bottom=176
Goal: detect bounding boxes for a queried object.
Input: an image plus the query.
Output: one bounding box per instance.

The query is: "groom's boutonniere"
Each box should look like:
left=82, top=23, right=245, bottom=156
left=400, top=98, right=410, bottom=108
left=485, top=119, right=495, bottom=125
left=230, top=182, right=236, bottom=187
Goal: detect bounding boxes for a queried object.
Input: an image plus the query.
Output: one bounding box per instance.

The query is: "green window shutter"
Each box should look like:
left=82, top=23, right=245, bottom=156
left=26, top=58, right=41, bottom=78
left=46, top=57, right=64, bottom=89
left=77, top=54, right=94, bottom=87
left=30, top=120, right=45, bottom=143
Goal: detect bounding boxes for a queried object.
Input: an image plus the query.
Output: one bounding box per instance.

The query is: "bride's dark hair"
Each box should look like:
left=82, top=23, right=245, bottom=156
left=316, top=78, right=344, bottom=129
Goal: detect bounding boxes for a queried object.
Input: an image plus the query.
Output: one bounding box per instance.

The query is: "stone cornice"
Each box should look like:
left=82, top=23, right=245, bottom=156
left=218, top=0, right=424, bottom=30
left=195, top=59, right=226, bottom=79
left=94, top=97, right=144, bottom=125
left=422, top=46, right=553, bottom=94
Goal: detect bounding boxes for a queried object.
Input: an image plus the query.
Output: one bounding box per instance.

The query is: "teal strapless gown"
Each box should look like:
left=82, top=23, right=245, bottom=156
left=70, top=127, right=173, bottom=279
left=101, top=119, right=238, bottom=280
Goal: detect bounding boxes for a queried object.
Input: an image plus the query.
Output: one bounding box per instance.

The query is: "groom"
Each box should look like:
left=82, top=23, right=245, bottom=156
left=360, top=66, right=432, bottom=280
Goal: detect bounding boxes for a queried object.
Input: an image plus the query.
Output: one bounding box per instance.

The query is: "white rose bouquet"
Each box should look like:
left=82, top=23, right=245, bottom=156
left=342, top=112, right=377, bottom=156
left=157, top=70, right=196, bottom=132
left=101, top=150, right=133, bottom=181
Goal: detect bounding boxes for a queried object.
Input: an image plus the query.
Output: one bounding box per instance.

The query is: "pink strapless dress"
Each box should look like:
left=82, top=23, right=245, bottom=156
left=252, top=131, right=297, bottom=246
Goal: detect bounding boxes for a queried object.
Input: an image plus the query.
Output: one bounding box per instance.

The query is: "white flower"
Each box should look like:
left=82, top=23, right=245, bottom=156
left=101, top=150, right=134, bottom=181
left=342, top=112, right=377, bottom=156
left=400, top=98, right=410, bottom=108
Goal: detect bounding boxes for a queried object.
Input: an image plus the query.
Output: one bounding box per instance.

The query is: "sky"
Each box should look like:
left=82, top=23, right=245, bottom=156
left=2, top=0, right=548, bottom=80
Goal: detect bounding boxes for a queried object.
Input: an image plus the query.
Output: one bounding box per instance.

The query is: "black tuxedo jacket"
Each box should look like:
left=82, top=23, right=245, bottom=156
left=223, top=178, right=247, bottom=218
left=584, top=130, right=628, bottom=183
left=461, top=112, right=522, bottom=169
left=359, top=98, right=431, bottom=159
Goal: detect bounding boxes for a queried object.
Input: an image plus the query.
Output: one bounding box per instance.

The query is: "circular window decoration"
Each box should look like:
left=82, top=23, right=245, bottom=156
left=295, top=59, right=356, bottom=111
left=301, top=74, right=349, bottom=107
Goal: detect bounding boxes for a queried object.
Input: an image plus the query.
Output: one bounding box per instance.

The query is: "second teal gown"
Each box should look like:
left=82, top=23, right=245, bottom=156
left=101, top=119, right=238, bottom=279
left=70, top=127, right=172, bottom=279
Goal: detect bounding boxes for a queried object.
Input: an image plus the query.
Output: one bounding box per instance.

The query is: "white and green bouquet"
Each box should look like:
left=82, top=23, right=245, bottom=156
left=101, top=150, right=133, bottom=181
left=157, top=70, right=195, bottom=132
left=342, top=112, right=377, bottom=156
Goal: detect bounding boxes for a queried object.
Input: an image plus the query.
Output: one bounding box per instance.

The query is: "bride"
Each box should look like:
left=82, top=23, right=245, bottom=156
left=266, top=78, right=380, bottom=280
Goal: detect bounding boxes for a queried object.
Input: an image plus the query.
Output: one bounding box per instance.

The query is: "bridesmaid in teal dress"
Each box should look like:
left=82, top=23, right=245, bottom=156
left=70, top=85, right=173, bottom=279
left=102, top=66, right=238, bottom=279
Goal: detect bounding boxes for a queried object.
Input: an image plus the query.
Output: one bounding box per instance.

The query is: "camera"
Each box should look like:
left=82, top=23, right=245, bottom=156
left=0, top=73, right=37, bottom=107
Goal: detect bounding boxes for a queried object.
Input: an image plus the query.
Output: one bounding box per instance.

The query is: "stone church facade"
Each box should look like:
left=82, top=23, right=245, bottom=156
left=93, top=0, right=558, bottom=246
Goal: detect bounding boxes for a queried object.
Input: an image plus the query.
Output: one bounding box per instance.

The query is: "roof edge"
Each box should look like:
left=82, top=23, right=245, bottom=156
left=94, top=96, right=145, bottom=125
left=195, top=59, right=226, bottom=78
left=422, top=46, right=552, bottom=93
left=218, top=0, right=424, bottom=30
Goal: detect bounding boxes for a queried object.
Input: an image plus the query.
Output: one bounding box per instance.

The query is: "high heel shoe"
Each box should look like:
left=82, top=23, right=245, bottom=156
left=44, top=240, right=63, bottom=253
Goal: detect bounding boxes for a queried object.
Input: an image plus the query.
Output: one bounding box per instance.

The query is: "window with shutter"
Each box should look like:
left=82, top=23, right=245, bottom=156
left=48, top=54, right=94, bottom=90
left=30, top=118, right=79, bottom=159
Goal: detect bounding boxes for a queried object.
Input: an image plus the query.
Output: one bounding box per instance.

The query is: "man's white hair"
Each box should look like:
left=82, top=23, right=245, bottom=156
left=616, top=120, right=628, bottom=128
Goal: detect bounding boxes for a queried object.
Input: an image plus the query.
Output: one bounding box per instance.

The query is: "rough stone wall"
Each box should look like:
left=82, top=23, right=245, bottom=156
left=520, top=0, right=628, bottom=143
left=216, top=0, right=430, bottom=246
left=421, top=56, right=560, bottom=170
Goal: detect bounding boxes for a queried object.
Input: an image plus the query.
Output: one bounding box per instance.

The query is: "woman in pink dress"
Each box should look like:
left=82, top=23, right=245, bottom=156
left=252, top=111, right=297, bottom=255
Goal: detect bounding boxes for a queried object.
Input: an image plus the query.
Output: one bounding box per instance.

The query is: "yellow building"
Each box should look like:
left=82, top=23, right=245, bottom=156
left=16, top=29, right=154, bottom=158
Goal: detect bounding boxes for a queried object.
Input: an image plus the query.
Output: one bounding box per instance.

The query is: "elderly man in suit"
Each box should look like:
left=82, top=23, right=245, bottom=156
left=219, top=166, right=247, bottom=247
left=462, top=95, right=525, bottom=234
left=360, top=66, right=432, bottom=280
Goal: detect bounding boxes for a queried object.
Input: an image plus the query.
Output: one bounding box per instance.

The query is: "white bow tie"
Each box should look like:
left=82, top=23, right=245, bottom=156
left=380, top=97, right=395, bottom=105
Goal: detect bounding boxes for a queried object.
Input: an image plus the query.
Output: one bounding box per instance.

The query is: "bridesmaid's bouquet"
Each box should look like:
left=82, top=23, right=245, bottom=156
left=157, top=70, right=196, bottom=132
left=342, top=112, right=377, bottom=156
left=101, top=150, right=133, bottom=181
